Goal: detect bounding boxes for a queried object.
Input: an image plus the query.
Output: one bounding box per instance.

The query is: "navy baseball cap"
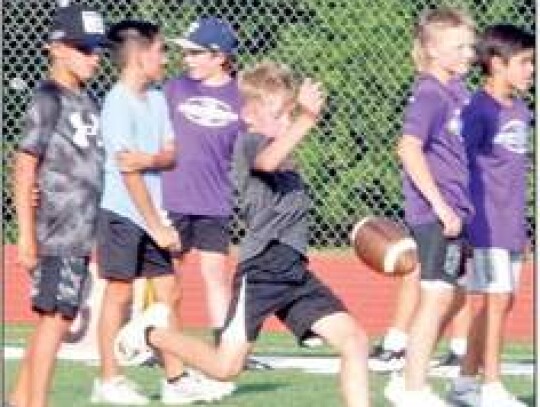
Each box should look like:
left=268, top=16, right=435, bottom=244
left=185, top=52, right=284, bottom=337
left=169, top=17, right=238, bottom=54
left=48, top=4, right=108, bottom=48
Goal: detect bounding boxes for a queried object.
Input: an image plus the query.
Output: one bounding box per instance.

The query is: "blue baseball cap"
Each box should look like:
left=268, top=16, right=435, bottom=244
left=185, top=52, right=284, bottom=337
left=48, top=4, right=108, bottom=48
left=169, top=17, right=238, bottom=54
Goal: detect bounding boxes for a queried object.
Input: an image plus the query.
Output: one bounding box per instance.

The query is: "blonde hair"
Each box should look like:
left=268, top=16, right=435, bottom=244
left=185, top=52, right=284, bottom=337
left=238, top=60, right=297, bottom=102
left=412, top=7, right=475, bottom=71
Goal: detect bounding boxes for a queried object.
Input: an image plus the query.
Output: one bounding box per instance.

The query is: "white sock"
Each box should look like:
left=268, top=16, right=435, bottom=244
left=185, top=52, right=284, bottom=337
left=450, top=337, right=467, bottom=356
left=383, top=328, right=408, bottom=351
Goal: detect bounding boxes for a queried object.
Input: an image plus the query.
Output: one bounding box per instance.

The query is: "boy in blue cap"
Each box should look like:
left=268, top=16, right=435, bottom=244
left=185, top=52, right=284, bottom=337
left=9, top=4, right=107, bottom=407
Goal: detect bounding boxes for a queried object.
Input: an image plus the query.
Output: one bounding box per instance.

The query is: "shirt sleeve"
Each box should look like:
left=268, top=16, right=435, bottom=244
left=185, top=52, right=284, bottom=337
left=17, top=90, right=60, bottom=157
left=401, top=88, right=446, bottom=144
left=462, top=104, right=488, bottom=154
left=158, top=91, right=175, bottom=144
left=100, top=92, right=135, bottom=152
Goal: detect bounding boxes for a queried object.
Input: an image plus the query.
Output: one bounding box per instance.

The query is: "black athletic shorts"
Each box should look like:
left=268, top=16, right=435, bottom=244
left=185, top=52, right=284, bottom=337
left=169, top=213, right=230, bottom=255
left=96, top=209, right=173, bottom=280
left=221, top=241, right=347, bottom=342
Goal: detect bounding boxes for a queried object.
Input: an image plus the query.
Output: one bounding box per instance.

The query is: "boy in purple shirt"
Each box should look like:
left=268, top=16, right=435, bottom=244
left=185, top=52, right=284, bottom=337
left=448, top=24, right=534, bottom=407
left=384, top=8, right=476, bottom=406
left=163, top=17, right=243, bottom=348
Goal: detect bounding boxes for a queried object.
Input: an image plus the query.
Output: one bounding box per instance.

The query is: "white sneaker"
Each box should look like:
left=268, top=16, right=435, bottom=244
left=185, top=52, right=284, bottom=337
left=481, top=382, right=526, bottom=407
left=187, top=369, right=236, bottom=400
left=90, top=376, right=149, bottom=405
left=447, top=381, right=480, bottom=406
left=114, top=302, right=170, bottom=366
left=395, top=388, right=449, bottom=407
left=384, top=375, right=448, bottom=407
left=161, top=371, right=235, bottom=405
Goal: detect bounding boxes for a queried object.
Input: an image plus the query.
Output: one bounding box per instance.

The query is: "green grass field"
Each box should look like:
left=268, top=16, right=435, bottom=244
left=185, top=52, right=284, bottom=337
left=3, top=325, right=536, bottom=406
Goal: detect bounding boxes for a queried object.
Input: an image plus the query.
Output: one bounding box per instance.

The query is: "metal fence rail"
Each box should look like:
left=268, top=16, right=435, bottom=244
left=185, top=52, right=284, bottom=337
left=2, top=0, right=535, bottom=246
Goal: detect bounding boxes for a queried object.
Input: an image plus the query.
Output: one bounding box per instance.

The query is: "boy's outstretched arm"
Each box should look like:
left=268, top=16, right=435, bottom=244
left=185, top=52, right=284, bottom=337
left=397, top=135, right=461, bottom=237
left=254, top=79, right=324, bottom=172
left=14, top=152, right=39, bottom=271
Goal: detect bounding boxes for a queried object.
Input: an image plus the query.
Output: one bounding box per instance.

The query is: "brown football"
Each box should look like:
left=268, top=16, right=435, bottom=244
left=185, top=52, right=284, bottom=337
left=350, top=216, right=418, bottom=275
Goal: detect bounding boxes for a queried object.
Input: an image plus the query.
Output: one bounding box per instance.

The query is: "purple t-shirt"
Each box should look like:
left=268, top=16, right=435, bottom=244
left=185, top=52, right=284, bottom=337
left=464, top=90, right=531, bottom=251
left=401, top=74, right=473, bottom=226
left=162, top=75, right=244, bottom=216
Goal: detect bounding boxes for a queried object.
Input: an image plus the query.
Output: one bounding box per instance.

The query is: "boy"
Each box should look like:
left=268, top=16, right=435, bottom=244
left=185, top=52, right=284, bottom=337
left=163, top=16, right=242, bottom=348
left=383, top=8, right=476, bottom=406
left=90, top=20, right=188, bottom=405
left=448, top=24, right=534, bottom=407
left=9, top=4, right=107, bottom=407
left=115, top=61, right=371, bottom=407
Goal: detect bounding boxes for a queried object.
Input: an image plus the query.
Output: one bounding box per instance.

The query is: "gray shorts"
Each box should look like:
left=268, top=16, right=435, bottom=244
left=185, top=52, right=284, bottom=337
left=31, top=256, right=90, bottom=320
left=464, top=248, right=523, bottom=293
left=410, top=222, right=463, bottom=286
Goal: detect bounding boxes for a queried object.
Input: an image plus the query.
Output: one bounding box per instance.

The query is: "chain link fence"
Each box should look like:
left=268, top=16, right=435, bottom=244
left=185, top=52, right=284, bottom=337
left=2, top=0, right=535, bottom=247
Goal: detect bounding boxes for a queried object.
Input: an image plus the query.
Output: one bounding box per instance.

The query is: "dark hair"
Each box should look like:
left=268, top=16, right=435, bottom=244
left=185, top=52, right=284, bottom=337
left=477, top=24, right=535, bottom=75
left=107, top=20, right=160, bottom=66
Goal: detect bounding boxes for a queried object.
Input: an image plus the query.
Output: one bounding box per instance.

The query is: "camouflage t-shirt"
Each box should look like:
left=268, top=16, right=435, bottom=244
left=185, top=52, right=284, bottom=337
left=18, top=80, right=105, bottom=256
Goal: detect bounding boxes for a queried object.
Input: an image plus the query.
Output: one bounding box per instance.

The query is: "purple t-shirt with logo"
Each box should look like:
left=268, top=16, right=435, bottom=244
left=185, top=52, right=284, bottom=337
left=401, top=74, right=473, bottom=226
left=464, top=90, right=531, bottom=251
left=162, top=75, right=244, bottom=216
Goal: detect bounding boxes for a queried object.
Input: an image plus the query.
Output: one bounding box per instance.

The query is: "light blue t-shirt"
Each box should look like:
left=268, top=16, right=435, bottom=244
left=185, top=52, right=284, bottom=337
left=100, top=82, right=174, bottom=230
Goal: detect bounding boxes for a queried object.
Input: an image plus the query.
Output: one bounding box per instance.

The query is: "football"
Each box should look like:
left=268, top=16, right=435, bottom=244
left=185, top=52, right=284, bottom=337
left=350, top=216, right=418, bottom=275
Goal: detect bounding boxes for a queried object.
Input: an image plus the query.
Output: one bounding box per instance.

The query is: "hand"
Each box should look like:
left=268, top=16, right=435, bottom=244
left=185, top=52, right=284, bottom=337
left=296, top=78, right=325, bottom=121
left=149, top=224, right=182, bottom=252
left=17, top=237, right=38, bottom=272
left=116, top=150, right=153, bottom=173
left=432, top=201, right=462, bottom=237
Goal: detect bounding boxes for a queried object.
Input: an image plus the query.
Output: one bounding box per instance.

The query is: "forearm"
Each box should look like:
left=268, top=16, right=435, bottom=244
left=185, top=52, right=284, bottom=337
left=147, top=147, right=175, bottom=170
left=14, top=152, right=37, bottom=241
left=122, top=172, right=162, bottom=231
left=397, top=137, right=447, bottom=209
left=254, top=114, right=315, bottom=172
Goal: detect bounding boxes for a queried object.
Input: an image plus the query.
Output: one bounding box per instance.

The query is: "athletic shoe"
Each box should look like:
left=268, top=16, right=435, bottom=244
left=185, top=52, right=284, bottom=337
left=161, top=373, right=232, bottom=405
left=394, top=388, right=450, bottom=407
left=244, top=356, right=273, bottom=370
left=480, top=382, right=527, bottom=407
left=384, top=374, right=449, bottom=407
left=430, top=351, right=463, bottom=377
left=186, top=369, right=236, bottom=400
left=447, top=381, right=480, bottom=406
left=434, top=351, right=463, bottom=367
left=114, top=302, right=170, bottom=366
left=299, top=334, right=325, bottom=348
left=90, top=376, right=149, bottom=405
left=368, top=343, right=406, bottom=372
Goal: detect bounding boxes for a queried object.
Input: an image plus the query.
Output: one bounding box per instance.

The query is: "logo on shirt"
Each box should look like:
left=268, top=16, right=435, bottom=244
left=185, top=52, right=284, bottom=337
left=447, top=108, right=464, bottom=140
left=493, top=120, right=528, bottom=154
left=178, top=96, right=239, bottom=128
left=69, top=112, right=99, bottom=148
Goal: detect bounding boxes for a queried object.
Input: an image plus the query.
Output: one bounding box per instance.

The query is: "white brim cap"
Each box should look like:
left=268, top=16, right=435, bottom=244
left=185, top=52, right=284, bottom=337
left=166, top=37, right=207, bottom=50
